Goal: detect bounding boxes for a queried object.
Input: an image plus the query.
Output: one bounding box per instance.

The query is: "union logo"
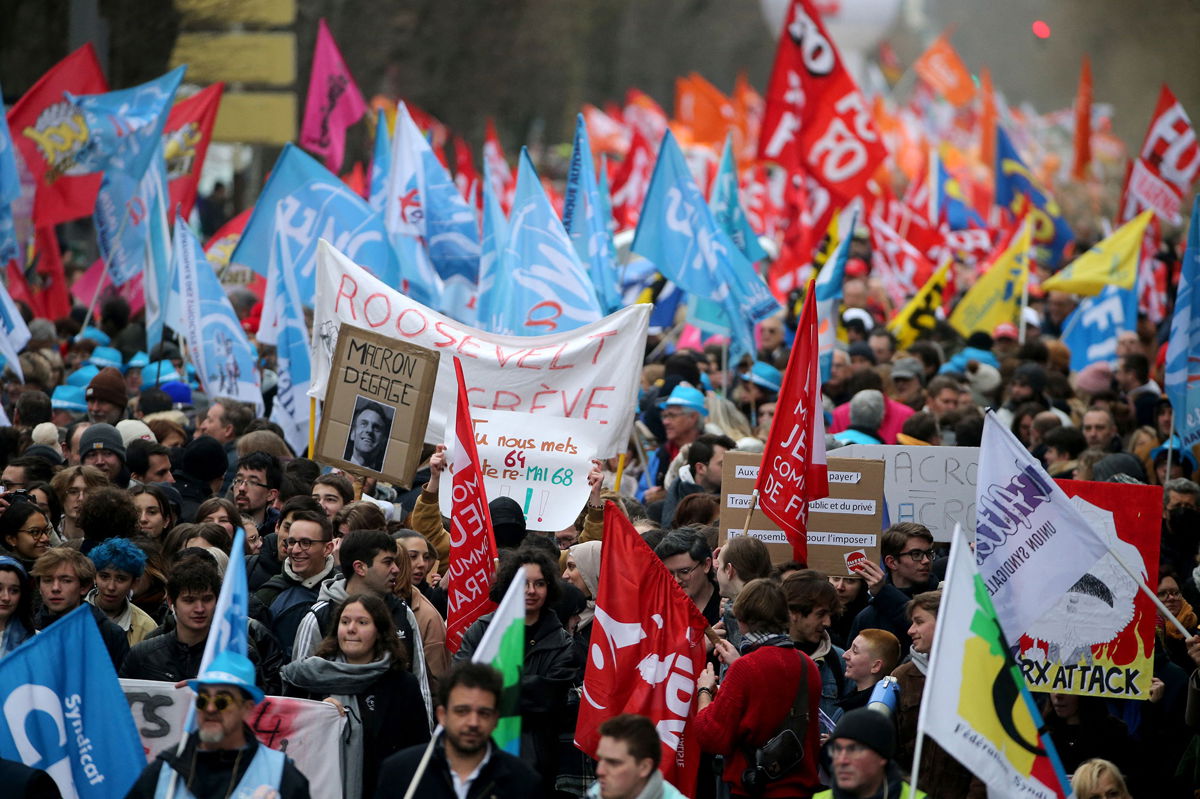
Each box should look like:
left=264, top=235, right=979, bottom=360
left=22, top=101, right=94, bottom=182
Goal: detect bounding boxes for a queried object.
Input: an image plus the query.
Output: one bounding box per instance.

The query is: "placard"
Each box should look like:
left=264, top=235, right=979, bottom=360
left=835, top=444, right=977, bottom=542
left=719, top=451, right=884, bottom=574
left=438, top=407, right=599, bottom=531
left=315, top=324, right=439, bottom=488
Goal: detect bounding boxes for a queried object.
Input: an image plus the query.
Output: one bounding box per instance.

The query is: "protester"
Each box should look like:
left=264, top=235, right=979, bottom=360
left=713, top=535, right=772, bottom=651
left=86, top=537, right=157, bottom=645
left=837, top=629, right=900, bottom=713
left=0, top=494, right=52, bottom=572
left=782, top=570, right=848, bottom=721
left=827, top=574, right=869, bottom=650
left=234, top=451, right=283, bottom=537
left=816, top=708, right=920, bottom=799
left=1071, top=759, right=1132, bottom=799
left=660, top=433, right=735, bottom=529
left=313, top=472, right=355, bottom=518
left=254, top=509, right=338, bottom=652
left=849, top=523, right=939, bottom=655
left=590, top=713, right=689, bottom=799
left=129, top=483, right=175, bottom=539
left=32, top=546, right=129, bottom=668
left=655, top=529, right=721, bottom=624
left=559, top=539, right=603, bottom=796
left=0, top=555, right=35, bottom=657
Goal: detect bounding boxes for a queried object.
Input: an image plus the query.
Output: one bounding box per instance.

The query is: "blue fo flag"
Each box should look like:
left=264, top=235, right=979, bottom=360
left=934, top=153, right=985, bottom=231
left=69, top=66, right=185, bottom=179
left=995, top=126, right=1073, bottom=266
left=710, top=133, right=768, bottom=263
left=563, top=114, right=623, bottom=313
left=368, top=109, right=390, bottom=213
left=815, top=210, right=857, bottom=383
left=477, top=148, right=602, bottom=335
left=1166, top=196, right=1200, bottom=449
left=0, top=606, right=144, bottom=799
left=632, top=130, right=779, bottom=359
left=1062, top=283, right=1138, bottom=373
left=231, top=143, right=396, bottom=302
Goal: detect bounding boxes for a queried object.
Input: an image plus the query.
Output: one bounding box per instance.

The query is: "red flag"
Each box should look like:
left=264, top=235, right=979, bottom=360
left=5, top=261, right=35, bottom=312
left=758, top=0, right=886, bottom=202
left=484, top=118, right=515, bottom=214
left=1071, top=58, right=1093, bottom=181
left=766, top=169, right=831, bottom=300
left=30, top=226, right=71, bottom=319
left=869, top=215, right=936, bottom=310
left=452, top=135, right=480, bottom=207
left=623, top=88, right=669, bottom=149
left=445, top=356, right=498, bottom=652
left=1119, top=85, right=1199, bottom=224
left=609, top=128, right=656, bottom=232
left=164, top=83, right=224, bottom=218
left=299, top=18, right=368, bottom=173
left=753, top=285, right=828, bottom=563
left=575, top=504, right=710, bottom=797
left=7, top=44, right=108, bottom=227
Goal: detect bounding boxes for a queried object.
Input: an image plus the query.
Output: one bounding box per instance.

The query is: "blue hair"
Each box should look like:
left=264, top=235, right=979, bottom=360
left=88, top=538, right=147, bottom=579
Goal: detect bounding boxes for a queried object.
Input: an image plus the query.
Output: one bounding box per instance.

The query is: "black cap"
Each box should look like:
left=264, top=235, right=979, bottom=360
left=827, top=708, right=896, bottom=760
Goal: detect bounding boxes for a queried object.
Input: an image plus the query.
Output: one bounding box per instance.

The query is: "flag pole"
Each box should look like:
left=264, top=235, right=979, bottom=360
left=1109, top=544, right=1192, bottom=639
left=308, top=396, right=317, bottom=457
left=614, top=452, right=627, bottom=494
left=741, top=489, right=759, bottom=536
left=402, top=727, right=443, bottom=799
left=1018, top=220, right=1031, bottom=345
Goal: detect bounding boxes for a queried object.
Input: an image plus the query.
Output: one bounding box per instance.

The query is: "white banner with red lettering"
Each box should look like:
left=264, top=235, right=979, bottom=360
left=311, top=240, right=650, bottom=457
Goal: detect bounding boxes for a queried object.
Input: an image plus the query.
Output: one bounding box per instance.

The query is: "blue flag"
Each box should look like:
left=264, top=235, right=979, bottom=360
left=816, top=210, right=857, bottom=383
left=995, top=126, right=1073, bottom=266
left=1166, top=196, right=1200, bottom=449
left=69, top=66, right=185, bottom=179
left=632, top=130, right=779, bottom=359
left=934, top=152, right=986, bottom=231
left=201, top=525, right=250, bottom=667
left=710, top=133, right=768, bottom=263
left=0, top=82, right=21, bottom=271
left=1061, top=283, right=1138, bottom=373
left=563, top=114, right=622, bottom=313
left=475, top=157, right=510, bottom=323
left=477, top=148, right=602, bottom=335
left=368, top=109, right=390, bottom=213
left=0, top=605, right=145, bottom=799
left=231, top=143, right=396, bottom=302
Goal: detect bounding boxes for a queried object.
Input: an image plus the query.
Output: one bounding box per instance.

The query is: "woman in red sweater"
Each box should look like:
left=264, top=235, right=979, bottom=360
left=694, top=578, right=823, bottom=798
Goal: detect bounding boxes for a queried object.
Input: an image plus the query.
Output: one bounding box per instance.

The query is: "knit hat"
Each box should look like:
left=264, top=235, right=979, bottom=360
left=117, top=419, right=157, bottom=447
left=79, top=423, right=126, bottom=463
left=827, top=708, right=896, bottom=760
left=86, top=366, right=127, bottom=409
left=23, top=444, right=64, bottom=466
left=1092, top=453, right=1147, bottom=484
left=849, top=390, right=885, bottom=431
left=848, top=341, right=877, bottom=365
left=1074, top=362, right=1113, bottom=397
left=182, top=436, right=228, bottom=482
left=31, top=422, right=62, bottom=453
left=1011, top=362, right=1047, bottom=395
left=489, top=496, right=527, bottom=549
left=965, top=363, right=1002, bottom=406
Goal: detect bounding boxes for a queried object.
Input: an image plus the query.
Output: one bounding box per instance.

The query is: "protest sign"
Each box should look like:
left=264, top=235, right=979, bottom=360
left=121, top=679, right=346, bottom=799
left=835, top=444, right=977, bottom=542
left=720, top=451, right=884, bottom=574
left=438, top=406, right=599, bottom=531
left=315, top=323, right=439, bottom=488
left=311, top=240, right=650, bottom=457
left=1016, top=480, right=1161, bottom=699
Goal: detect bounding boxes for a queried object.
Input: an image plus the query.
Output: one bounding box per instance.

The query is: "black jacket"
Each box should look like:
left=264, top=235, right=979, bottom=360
left=375, top=736, right=543, bottom=799
left=0, top=757, right=61, bottom=799
left=119, top=616, right=285, bottom=695
left=246, top=534, right=284, bottom=592
left=122, top=727, right=310, bottom=799
left=254, top=561, right=337, bottom=655
left=34, top=603, right=129, bottom=671
left=174, top=470, right=214, bottom=524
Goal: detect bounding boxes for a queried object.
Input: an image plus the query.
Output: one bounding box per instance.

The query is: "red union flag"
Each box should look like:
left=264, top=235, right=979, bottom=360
left=445, top=356, right=498, bottom=652
left=758, top=0, right=886, bottom=202
left=164, top=83, right=224, bottom=219
left=754, top=284, right=828, bottom=563
left=1119, top=85, right=1200, bottom=225
left=576, top=505, right=710, bottom=797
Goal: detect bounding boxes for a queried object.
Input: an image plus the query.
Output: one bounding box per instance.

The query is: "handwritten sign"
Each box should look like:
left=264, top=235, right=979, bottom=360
left=315, top=324, right=439, bottom=488
left=438, top=407, right=598, bottom=531
left=719, top=452, right=885, bottom=574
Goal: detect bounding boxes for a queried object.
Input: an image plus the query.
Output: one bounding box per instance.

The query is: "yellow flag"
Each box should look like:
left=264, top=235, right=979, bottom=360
left=1041, top=209, right=1153, bottom=296
left=888, top=258, right=952, bottom=349
left=949, top=222, right=1031, bottom=337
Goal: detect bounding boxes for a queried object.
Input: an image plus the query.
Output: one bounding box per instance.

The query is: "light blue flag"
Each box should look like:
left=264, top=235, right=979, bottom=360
left=95, top=139, right=173, bottom=292
left=368, top=109, right=390, bottom=213
left=995, top=126, right=1073, bottom=266
left=816, top=210, right=857, bottom=383
left=0, top=266, right=30, bottom=382
left=563, top=114, right=622, bottom=313
left=478, top=148, right=601, bottom=335
left=710, top=133, right=768, bottom=263
left=173, top=217, right=262, bottom=410
left=687, top=293, right=731, bottom=338
left=1061, top=283, right=1138, bottom=373
left=1166, top=196, right=1200, bottom=449
left=69, top=65, right=185, bottom=179
left=231, top=143, right=396, bottom=302
left=632, top=130, right=779, bottom=359
left=0, top=605, right=145, bottom=799
left=475, top=157, right=509, bottom=323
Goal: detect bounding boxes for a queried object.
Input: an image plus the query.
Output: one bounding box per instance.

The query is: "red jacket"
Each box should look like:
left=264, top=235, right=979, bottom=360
left=693, top=643, right=822, bottom=798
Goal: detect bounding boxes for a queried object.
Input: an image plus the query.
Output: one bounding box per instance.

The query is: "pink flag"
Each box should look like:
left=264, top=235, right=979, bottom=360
left=300, top=19, right=367, bottom=173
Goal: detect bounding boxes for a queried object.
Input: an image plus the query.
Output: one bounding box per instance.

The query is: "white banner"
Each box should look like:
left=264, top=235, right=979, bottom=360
left=311, top=241, right=650, bottom=457
left=121, top=679, right=347, bottom=798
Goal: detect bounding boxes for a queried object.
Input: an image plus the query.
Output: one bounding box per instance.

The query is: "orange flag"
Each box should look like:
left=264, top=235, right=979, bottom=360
left=914, top=33, right=975, bottom=107
left=1072, top=56, right=1093, bottom=181
left=978, top=68, right=997, bottom=174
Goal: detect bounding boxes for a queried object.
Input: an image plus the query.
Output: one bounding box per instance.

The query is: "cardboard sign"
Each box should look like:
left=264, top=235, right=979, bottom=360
left=1016, top=480, right=1161, bottom=699
left=438, top=407, right=599, bottom=531
left=720, top=451, right=884, bottom=574
left=315, top=324, right=439, bottom=488
left=835, top=444, right=978, bottom=542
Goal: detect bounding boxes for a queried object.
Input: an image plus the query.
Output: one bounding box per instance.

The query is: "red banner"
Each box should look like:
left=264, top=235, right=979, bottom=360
left=1119, top=85, right=1199, bottom=225
left=753, top=285, right=828, bottom=563
left=452, top=134, right=480, bottom=208
left=575, top=504, right=710, bottom=797
left=164, top=83, right=224, bottom=219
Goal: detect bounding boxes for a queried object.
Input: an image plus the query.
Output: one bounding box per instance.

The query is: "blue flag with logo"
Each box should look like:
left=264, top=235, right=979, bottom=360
left=69, top=66, right=185, bottom=179
left=368, top=109, right=390, bottom=213
left=710, top=133, right=768, bottom=263
left=95, top=139, right=173, bottom=296
left=1166, top=196, right=1200, bottom=449
left=562, top=114, right=622, bottom=313
left=934, top=152, right=986, bottom=231
left=1061, top=283, right=1138, bottom=373
left=477, top=148, right=602, bottom=336
left=632, top=130, right=779, bottom=359
left=0, top=605, right=144, bottom=799
left=231, top=143, right=396, bottom=303
left=200, top=525, right=250, bottom=668
left=995, top=126, right=1073, bottom=266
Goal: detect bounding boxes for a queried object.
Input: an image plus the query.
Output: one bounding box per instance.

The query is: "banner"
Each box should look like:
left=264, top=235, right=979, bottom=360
left=311, top=240, right=650, bottom=457
left=1018, top=480, right=1160, bottom=698
left=121, top=679, right=346, bottom=799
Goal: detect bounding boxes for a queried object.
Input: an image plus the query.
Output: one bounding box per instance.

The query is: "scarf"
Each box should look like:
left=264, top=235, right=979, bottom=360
left=909, top=649, right=929, bottom=675
left=739, top=632, right=793, bottom=655
left=569, top=541, right=602, bottom=628
left=1166, top=599, right=1198, bottom=640
left=283, top=554, right=335, bottom=589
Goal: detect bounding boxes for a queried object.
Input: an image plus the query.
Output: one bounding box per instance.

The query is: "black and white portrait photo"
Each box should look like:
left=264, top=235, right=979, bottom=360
left=342, top=396, right=393, bottom=472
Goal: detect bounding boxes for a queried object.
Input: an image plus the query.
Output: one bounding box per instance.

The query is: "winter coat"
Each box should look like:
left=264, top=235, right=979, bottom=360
left=34, top=603, right=128, bottom=671
left=375, top=736, right=543, bottom=799
left=119, top=615, right=284, bottom=695
left=246, top=534, right=284, bottom=592
left=254, top=556, right=337, bottom=654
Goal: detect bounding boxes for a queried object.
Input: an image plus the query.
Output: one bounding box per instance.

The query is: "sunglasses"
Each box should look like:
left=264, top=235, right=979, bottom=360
left=195, top=692, right=238, bottom=713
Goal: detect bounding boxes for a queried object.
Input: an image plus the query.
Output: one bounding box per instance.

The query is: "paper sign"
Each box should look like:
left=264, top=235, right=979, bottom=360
left=315, top=324, right=439, bottom=488
left=438, top=406, right=599, bottom=531
left=836, top=444, right=977, bottom=542
left=1016, top=480, right=1161, bottom=699
left=719, top=451, right=884, bottom=573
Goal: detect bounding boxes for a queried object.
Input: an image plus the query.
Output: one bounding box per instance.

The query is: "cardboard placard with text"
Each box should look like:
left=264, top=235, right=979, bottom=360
left=315, top=324, right=439, bottom=488
left=720, top=451, right=884, bottom=574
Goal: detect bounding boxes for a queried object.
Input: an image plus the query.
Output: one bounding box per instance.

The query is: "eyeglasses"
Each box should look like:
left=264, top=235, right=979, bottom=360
left=1158, top=588, right=1182, bottom=599
left=285, top=537, right=328, bottom=550
left=18, top=527, right=51, bottom=540
left=898, top=549, right=934, bottom=563
left=829, top=742, right=870, bottom=757
left=195, top=692, right=238, bottom=713
left=660, top=409, right=695, bottom=419
left=232, top=477, right=268, bottom=490
left=1, top=481, right=25, bottom=491
left=668, top=563, right=701, bottom=579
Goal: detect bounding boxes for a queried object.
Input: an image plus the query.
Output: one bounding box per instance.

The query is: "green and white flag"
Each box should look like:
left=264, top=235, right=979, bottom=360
left=470, top=568, right=526, bottom=754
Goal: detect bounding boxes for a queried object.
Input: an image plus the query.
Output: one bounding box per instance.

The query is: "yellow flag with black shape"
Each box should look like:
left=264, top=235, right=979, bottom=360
left=1041, top=209, right=1153, bottom=296
left=887, top=258, right=952, bottom=350
left=948, top=219, right=1031, bottom=337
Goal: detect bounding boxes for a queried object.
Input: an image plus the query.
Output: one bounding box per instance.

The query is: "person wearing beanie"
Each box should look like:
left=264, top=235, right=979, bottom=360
left=85, top=366, right=128, bottom=425
left=995, top=362, right=1070, bottom=430
left=835, top=391, right=885, bottom=446
left=489, top=496, right=527, bottom=550
left=174, top=436, right=231, bottom=523
left=817, top=708, right=924, bottom=798
left=79, top=423, right=128, bottom=486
